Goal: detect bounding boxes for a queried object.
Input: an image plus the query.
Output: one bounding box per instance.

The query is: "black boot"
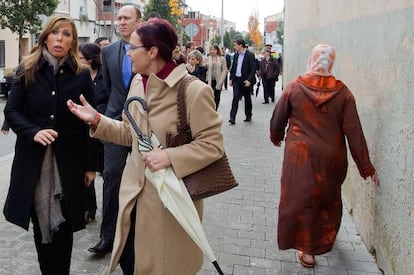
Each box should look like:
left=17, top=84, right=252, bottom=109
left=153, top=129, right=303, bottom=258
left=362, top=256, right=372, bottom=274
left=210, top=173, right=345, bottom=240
left=88, top=239, right=113, bottom=255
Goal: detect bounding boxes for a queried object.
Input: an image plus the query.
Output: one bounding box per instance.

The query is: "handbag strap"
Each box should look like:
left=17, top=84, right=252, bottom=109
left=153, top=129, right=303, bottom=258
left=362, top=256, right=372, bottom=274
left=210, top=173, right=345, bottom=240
left=176, top=75, right=197, bottom=137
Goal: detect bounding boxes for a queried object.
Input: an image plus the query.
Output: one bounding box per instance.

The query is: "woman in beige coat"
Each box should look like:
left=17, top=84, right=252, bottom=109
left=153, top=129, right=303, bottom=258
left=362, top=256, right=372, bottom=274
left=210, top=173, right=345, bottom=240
left=206, top=44, right=228, bottom=110
left=67, top=19, right=224, bottom=274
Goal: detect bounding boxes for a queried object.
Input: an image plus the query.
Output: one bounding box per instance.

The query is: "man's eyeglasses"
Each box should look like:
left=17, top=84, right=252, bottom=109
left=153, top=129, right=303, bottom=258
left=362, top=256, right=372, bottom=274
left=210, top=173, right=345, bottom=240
left=129, top=45, right=145, bottom=51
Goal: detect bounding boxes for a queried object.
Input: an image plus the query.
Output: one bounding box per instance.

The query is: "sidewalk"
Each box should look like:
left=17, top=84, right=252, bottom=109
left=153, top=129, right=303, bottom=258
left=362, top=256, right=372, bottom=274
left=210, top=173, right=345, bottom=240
left=0, top=80, right=382, bottom=275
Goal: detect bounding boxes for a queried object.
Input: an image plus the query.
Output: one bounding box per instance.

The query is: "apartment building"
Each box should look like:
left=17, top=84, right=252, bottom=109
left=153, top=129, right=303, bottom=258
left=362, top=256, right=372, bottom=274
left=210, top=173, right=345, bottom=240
left=182, top=10, right=235, bottom=49
left=264, top=12, right=284, bottom=53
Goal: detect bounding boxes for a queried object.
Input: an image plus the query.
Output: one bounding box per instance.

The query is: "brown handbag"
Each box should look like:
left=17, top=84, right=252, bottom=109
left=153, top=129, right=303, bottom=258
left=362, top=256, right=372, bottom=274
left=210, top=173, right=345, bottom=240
left=166, top=76, right=238, bottom=200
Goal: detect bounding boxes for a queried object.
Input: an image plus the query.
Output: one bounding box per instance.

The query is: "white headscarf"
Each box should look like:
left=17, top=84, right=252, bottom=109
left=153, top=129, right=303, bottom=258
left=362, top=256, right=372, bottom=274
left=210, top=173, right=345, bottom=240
left=306, top=44, right=336, bottom=76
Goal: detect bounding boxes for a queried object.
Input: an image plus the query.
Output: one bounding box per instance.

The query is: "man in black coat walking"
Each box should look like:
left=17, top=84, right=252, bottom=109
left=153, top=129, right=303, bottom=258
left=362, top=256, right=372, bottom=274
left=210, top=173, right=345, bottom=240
left=228, top=39, right=257, bottom=124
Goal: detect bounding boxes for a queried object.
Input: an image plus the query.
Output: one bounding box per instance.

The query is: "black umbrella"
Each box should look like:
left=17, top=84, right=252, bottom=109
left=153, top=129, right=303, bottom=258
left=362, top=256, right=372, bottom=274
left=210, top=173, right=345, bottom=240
left=255, top=80, right=261, bottom=97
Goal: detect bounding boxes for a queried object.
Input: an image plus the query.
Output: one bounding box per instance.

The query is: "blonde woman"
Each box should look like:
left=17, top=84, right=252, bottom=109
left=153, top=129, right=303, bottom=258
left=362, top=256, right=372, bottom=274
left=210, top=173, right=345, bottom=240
left=4, top=15, right=98, bottom=274
left=186, top=49, right=207, bottom=83
left=206, top=44, right=228, bottom=110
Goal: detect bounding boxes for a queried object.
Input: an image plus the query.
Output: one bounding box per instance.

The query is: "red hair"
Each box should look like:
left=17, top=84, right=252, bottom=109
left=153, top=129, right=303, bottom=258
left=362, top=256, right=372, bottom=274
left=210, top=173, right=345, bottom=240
left=135, top=18, right=178, bottom=62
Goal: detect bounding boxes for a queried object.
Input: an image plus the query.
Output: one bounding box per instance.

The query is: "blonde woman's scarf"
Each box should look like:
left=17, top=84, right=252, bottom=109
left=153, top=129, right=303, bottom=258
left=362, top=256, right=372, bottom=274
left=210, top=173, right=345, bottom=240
left=42, top=47, right=68, bottom=75
left=33, top=145, right=66, bottom=244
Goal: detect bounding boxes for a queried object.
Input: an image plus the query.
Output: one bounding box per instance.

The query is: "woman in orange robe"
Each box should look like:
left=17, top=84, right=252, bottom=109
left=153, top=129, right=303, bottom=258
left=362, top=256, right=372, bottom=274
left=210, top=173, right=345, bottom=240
left=269, top=44, right=380, bottom=268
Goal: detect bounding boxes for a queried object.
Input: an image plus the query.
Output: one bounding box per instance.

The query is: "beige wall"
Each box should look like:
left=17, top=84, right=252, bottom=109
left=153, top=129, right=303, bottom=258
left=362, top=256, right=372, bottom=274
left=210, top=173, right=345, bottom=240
left=284, top=1, right=414, bottom=274
left=0, top=29, right=20, bottom=77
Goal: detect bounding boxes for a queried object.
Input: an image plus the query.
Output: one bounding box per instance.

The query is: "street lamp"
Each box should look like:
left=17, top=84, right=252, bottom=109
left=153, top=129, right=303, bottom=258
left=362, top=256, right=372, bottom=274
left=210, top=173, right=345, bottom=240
left=220, top=0, right=224, bottom=47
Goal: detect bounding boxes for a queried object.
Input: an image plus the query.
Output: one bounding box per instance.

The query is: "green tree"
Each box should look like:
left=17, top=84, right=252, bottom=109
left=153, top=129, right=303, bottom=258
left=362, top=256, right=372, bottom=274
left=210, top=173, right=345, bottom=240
left=0, top=0, right=58, bottom=62
left=223, top=29, right=243, bottom=50
left=144, top=0, right=188, bottom=45
left=244, top=34, right=252, bottom=48
left=180, top=32, right=190, bottom=47
left=211, top=34, right=221, bottom=47
left=143, top=0, right=177, bottom=25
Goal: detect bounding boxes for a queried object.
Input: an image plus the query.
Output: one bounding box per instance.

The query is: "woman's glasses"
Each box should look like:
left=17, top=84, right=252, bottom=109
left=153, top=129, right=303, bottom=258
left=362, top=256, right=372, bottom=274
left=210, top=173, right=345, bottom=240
left=129, top=45, right=145, bottom=51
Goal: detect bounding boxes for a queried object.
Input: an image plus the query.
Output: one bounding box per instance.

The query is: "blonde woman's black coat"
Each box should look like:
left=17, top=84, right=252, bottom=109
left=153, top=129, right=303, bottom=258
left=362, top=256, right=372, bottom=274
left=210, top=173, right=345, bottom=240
left=3, top=56, right=98, bottom=232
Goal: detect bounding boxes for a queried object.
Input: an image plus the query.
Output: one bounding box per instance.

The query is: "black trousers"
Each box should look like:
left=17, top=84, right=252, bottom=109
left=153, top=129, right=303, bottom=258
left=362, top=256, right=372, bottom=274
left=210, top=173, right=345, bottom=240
left=84, top=181, right=97, bottom=212
left=230, top=78, right=253, bottom=121
left=101, top=143, right=130, bottom=242
left=262, top=77, right=276, bottom=102
left=32, top=208, right=73, bottom=275
left=119, top=206, right=136, bottom=275
left=211, top=79, right=221, bottom=111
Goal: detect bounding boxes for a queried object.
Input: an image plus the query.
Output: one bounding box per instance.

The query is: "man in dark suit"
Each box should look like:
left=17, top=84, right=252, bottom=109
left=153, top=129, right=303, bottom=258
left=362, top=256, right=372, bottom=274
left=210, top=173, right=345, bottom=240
left=229, top=39, right=257, bottom=124
left=224, top=48, right=232, bottom=90
left=88, top=4, right=141, bottom=256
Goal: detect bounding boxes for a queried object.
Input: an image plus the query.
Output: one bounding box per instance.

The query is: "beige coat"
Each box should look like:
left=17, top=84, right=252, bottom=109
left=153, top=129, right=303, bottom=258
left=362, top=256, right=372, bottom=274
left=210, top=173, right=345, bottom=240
left=92, top=64, right=224, bottom=274
left=206, top=55, right=228, bottom=90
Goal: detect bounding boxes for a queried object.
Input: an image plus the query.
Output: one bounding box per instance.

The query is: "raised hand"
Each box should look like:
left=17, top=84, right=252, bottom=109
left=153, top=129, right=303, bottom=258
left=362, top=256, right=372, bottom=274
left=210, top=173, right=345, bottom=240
left=67, top=94, right=97, bottom=124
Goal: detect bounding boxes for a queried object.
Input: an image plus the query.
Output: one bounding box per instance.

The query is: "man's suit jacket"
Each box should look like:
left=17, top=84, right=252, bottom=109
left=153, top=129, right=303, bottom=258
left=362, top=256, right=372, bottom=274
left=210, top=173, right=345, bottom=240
left=225, top=53, right=232, bottom=70
left=101, top=40, right=132, bottom=120
left=229, top=49, right=257, bottom=86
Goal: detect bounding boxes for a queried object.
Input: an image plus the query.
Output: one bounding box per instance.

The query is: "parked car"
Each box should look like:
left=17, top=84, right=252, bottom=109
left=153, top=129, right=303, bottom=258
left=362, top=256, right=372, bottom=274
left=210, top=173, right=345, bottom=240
left=0, top=68, right=16, bottom=99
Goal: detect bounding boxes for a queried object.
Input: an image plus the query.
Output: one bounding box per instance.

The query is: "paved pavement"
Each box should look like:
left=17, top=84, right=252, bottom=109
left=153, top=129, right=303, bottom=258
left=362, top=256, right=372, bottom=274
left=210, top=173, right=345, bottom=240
left=0, top=80, right=382, bottom=274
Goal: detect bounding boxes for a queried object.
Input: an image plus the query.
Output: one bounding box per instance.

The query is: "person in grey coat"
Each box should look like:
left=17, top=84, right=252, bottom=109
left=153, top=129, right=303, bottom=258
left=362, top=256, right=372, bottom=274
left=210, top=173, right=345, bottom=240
left=228, top=39, right=257, bottom=124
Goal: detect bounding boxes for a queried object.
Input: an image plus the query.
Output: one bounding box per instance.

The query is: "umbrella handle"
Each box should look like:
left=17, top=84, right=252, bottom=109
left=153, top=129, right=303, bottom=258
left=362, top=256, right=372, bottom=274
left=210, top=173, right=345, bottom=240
left=212, top=261, right=224, bottom=275
left=125, top=96, right=148, bottom=111
left=124, top=96, right=148, bottom=139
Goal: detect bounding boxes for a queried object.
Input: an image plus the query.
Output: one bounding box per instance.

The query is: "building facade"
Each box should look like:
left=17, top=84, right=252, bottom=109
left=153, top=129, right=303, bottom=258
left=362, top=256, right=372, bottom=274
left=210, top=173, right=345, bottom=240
left=0, top=29, right=26, bottom=79
left=182, top=10, right=235, bottom=50
left=264, top=12, right=284, bottom=53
